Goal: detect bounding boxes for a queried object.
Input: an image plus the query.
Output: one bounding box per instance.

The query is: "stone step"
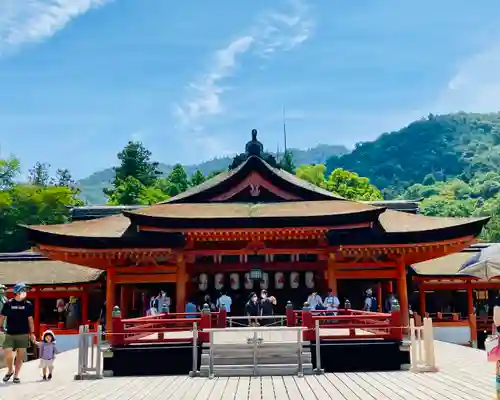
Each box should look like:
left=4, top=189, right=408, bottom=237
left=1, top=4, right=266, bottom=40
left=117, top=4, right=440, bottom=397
left=199, top=363, right=314, bottom=377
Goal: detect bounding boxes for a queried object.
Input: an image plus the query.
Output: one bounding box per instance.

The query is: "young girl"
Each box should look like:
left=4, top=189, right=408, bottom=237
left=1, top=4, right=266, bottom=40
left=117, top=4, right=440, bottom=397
left=34, top=330, right=58, bottom=380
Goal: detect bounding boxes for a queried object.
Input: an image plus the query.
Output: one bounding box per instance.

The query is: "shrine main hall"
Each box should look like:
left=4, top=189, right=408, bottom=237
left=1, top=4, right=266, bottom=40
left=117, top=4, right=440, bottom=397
left=24, top=130, right=489, bottom=329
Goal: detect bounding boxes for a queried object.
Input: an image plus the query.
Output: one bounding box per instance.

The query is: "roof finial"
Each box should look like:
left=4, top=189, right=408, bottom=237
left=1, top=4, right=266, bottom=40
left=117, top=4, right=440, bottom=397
left=245, top=128, right=263, bottom=157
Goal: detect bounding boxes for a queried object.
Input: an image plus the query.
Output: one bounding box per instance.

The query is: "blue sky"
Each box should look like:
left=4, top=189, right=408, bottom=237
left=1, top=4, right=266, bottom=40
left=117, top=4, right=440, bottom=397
left=1, top=0, right=500, bottom=179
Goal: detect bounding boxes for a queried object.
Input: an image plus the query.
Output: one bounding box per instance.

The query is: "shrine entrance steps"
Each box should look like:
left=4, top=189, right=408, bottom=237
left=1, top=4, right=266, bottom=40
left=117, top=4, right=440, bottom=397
left=199, top=341, right=313, bottom=377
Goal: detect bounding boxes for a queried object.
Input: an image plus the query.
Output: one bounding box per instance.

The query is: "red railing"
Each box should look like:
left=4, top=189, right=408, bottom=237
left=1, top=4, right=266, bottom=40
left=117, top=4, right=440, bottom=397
left=109, top=308, right=227, bottom=346
left=286, top=305, right=402, bottom=341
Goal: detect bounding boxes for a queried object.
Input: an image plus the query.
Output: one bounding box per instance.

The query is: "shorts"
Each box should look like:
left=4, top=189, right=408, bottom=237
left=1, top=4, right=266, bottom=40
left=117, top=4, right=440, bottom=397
left=39, top=359, right=54, bottom=368
left=2, top=334, right=30, bottom=349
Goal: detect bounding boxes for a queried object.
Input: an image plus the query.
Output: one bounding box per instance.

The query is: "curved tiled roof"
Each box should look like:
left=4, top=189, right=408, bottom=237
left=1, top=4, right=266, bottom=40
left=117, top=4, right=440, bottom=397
left=379, top=210, right=488, bottom=233
left=127, top=200, right=378, bottom=219
left=25, top=214, right=131, bottom=238
left=0, top=254, right=103, bottom=285
left=163, top=156, right=344, bottom=203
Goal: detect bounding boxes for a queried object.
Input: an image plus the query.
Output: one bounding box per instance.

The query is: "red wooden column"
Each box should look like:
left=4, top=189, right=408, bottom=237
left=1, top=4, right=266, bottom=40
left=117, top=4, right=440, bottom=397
left=386, top=280, right=393, bottom=294
left=81, top=290, right=89, bottom=324
left=33, top=291, right=40, bottom=337
left=105, top=267, right=116, bottom=333
left=466, top=282, right=474, bottom=316
left=327, top=253, right=338, bottom=296
left=397, top=258, right=409, bottom=331
left=119, top=285, right=130, bottom=318
left=376, top=282, right=383, bottom=312
left=419, top=282, right=426, bottom=316
left=176, top=254, right=187, bottom=313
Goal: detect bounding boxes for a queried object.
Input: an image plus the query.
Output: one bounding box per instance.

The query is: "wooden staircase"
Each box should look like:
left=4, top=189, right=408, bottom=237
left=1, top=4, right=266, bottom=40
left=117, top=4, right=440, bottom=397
left=200, top=340, right=313, bottom=377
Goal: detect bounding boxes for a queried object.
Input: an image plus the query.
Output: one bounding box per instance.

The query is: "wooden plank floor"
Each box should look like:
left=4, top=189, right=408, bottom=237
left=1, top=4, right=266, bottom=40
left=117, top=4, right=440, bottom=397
left=0, top=341, right=495, bottom=399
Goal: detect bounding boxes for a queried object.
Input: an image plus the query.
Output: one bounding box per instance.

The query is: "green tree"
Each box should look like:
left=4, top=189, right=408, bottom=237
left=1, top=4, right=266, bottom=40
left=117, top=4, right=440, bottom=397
left=295, top=164, right=327, bottom=188
left=280, top=150, right=296, bottom=173
left=28, top=162, right=51, bottom=186
left=326, top=168, right=383, bottom=201
left=104, top=141, right=161, bottom=202
left=0, top=183, right=83, bottom=252
left=163, top=164, right=189, bottom=196
left=190, top=170, right=206, bottom=187
left=0, top=156, right=20, bottom=189
left=54, top=168, right=76, bottom=188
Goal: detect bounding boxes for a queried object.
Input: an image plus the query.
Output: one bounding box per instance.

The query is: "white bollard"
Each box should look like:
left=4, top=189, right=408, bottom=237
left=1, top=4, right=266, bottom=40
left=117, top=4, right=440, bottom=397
left=410, top=317, right=438, bottom=373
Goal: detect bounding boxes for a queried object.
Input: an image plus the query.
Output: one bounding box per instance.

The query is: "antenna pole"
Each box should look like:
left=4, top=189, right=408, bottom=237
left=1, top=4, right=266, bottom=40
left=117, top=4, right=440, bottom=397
left=282, top=105, right=287, bottom=152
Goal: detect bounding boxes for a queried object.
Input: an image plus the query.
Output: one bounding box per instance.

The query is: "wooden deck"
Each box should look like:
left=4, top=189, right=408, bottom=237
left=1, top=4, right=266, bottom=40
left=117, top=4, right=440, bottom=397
left=0, top=341, right=495, bottom=399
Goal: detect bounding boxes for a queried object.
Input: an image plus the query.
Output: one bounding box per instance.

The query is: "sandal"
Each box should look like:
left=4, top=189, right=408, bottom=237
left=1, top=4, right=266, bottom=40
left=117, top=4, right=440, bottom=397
left=2, top=372, right=13, bottom=382
left=12, top=377, right=20, bottom=384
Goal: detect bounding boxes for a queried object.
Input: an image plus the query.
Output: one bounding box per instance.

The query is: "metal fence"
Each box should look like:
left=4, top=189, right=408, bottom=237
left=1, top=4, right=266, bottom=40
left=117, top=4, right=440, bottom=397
left=205, top=326, right=305, bottom=378
left=74, top=324, right=103, bottom=380
left=227, top=315, right=286, bottom=328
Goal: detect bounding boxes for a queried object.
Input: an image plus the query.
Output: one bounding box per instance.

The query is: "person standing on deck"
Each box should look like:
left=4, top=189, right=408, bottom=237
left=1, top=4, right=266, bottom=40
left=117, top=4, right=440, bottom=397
left=156, top=291, right=171, bottom=313
left=245, top=292, right=260, bottom=326
left=324, top=289, right=340, bottom=315
left=384, top=292, right=396, bottom=313
left=364, top=288, right=378, bottom=312
left=260, top=290, right=276, bottom=325
left=216, top=292, right=232, bottom=315
left=0, top=282, right=36, bottom=384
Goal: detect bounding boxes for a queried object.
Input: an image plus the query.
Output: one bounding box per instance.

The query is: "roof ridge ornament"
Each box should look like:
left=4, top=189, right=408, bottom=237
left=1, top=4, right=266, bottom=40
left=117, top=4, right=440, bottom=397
left=245, top=128, right=264, bottom=157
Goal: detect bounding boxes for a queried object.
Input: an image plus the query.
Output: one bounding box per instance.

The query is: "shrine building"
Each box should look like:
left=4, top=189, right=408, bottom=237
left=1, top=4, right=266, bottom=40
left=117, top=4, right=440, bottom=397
left=22, top=130, right=490, bottom=332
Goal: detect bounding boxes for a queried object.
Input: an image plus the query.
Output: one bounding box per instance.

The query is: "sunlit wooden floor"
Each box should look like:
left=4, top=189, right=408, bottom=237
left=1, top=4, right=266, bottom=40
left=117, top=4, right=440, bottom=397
left=0, top=341, right=494, bottom=399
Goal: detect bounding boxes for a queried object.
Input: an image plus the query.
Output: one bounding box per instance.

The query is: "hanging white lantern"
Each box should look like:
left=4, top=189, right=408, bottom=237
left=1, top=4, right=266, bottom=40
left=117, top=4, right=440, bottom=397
left=275, top=272, right=285, bottom=289
left=199, top=273, right=208, bottom=291
left=290, top=272, right=299, bottom=289
left=305, top=272, right=315, bottom=289
left=260, top=272, right=269, bottom=290
left=244, top=273, right=253, bottom=290
left=230, top=273, right=240, bottom=290
left=214, top=273, right=224, bottom=290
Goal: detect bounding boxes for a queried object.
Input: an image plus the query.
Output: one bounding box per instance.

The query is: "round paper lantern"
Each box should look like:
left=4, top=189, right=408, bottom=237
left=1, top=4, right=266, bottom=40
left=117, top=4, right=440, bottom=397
left=260, top=272, right=269, bottom=290
left=275, top=272, right=285, bottom=289
left=214, top=273, right=224, bottom=290
left=199, top=273, right=208, bottom=291
left=244, top=273, right=253, bottom=290
left=230, top=273, right=240, bottom=290
left=305, top=272, right=315, bottom=289
left=290, top=272, right=299, bottom=289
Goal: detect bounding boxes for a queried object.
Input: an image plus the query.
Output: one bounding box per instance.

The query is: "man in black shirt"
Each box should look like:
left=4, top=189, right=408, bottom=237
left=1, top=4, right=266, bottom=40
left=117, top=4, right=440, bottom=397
left=245, top=292, right=260, bottom=326
left=0, top=282, right=35, bottom=384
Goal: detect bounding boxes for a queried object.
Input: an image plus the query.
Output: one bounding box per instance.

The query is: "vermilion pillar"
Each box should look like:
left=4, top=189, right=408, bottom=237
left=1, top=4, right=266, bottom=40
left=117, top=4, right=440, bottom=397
left=327, top=253, right=338, bottom=296
left=376, top=283, right=382, bottom=312
left=176, top=254, right=186, bottom=313
left=466, top=283, right=474, bottom=316
left=81, top=291, right=89, bottom=324
left=419, top=283, right=426, bottom=316
left=33, top=294, right=40, bottom=337
left=105, top=267, right=116, bottom=332
left=397, top=258, right=409, bottom=330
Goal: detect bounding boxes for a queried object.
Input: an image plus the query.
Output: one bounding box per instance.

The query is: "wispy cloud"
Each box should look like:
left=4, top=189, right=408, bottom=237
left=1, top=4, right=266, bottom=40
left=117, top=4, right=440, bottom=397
left=174, top=0, right=314, bottom=130
left=0, top=0, right=113, bottom=55
left=435, top=42, right=500, bottom=113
